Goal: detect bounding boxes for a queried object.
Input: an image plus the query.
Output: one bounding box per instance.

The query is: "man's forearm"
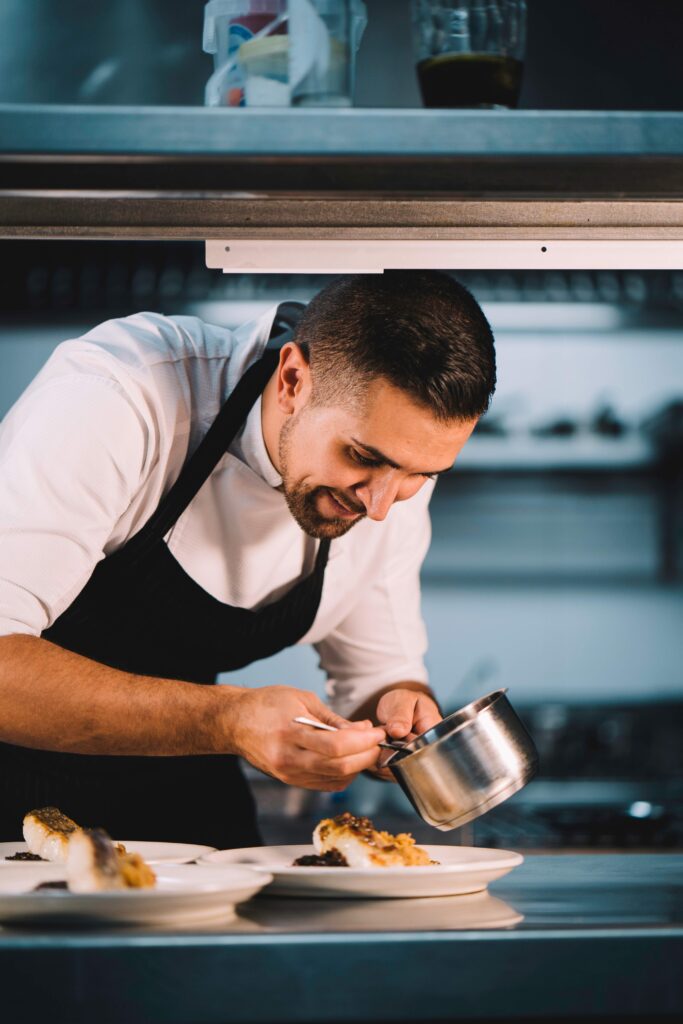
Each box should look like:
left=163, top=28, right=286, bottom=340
left=0, top=634, right=245, bottom=756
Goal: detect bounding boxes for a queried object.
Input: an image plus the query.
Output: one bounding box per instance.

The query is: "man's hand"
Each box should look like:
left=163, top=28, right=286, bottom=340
left=377, top=687, right=442, bottom=742
left=231, top=686, right=386, bottom=791
left=369, top=685, right=442, bottom=780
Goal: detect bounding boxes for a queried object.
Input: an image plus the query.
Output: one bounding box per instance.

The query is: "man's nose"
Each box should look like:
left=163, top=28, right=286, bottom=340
left=356, top=475, right=401, bottom=521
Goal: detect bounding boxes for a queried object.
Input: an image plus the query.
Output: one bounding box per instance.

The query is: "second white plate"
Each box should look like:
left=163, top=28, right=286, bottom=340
left=200, top=844, right=523, bottom=899
left=0, top=863, right=270, bottom=926
left=0, top=840, right=215, bottom=866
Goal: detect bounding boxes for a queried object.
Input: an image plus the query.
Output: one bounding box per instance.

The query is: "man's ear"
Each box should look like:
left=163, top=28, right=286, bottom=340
left=277, top=342, right=312, bottom=414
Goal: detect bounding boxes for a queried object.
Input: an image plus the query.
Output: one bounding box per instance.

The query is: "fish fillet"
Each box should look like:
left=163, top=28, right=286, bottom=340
left=66, top=828, right=156, bottom=892
left=313, top=812, right=435, bottom=868
left=22, top=807, right=80, bottom=863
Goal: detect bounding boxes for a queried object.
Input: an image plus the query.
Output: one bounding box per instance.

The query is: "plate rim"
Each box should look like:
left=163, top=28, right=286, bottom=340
left=0, top=839, right=217, bottom=866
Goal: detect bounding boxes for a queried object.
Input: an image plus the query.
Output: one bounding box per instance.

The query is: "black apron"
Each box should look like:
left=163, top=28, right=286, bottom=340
left=0, top=309, right=330, bottom=848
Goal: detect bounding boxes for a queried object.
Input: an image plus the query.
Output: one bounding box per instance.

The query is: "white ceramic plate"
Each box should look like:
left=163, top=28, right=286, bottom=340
left=0, top=840, right=215, bottom=866
left=0, top=863, right=271, bottom=926
left=199, top=845, right=524, bottom=899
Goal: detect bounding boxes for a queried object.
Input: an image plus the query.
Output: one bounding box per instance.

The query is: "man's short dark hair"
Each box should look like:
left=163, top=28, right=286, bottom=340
left=293, top=271, right=496, bottom=422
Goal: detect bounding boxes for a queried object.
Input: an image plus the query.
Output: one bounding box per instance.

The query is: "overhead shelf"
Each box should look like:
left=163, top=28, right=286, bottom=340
left=1, top=107, right=683, bottom=158
left=1, top=107, right=683, bottom=192
left=1, top=108, right=682, bottom=239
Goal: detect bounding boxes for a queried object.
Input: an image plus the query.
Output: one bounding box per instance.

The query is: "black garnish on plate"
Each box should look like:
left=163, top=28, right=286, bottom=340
left=292, top=850, right=348, bottom=867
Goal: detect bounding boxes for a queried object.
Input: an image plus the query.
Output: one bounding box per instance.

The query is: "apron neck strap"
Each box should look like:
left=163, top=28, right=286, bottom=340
left=124, top=350, right=279, bottom=559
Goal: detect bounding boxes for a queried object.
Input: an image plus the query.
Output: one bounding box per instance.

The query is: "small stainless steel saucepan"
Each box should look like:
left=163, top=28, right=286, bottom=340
left=296, top=688, right=538, bottom=831
left=383, top=689, right=538, bottom=830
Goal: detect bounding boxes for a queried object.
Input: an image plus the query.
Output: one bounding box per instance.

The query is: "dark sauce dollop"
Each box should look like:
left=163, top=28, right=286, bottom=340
left=293, top=850, right=348, bottom=867
left=5, top=851, right=45, bottom=862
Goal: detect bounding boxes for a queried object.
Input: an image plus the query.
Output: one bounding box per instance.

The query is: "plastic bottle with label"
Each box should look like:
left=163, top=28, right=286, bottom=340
left=203, top=0, right=367, bottom=107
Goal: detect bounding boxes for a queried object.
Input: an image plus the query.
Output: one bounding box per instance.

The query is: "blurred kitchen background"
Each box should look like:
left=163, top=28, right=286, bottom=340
left=2, top=0, right=683, bottom=852
left=1, top=242, right=681, bottom=850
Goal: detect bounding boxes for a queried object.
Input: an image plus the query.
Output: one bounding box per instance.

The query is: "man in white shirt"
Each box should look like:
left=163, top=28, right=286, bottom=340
left=0, top=271, right=496, bottom=845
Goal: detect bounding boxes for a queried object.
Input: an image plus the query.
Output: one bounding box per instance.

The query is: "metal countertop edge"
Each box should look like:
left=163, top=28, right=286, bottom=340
left=1, top=927, right=682, bottom=949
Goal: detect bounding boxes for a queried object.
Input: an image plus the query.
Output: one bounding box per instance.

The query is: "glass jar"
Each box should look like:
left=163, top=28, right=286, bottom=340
left=411, top=0, right=526, bottom=109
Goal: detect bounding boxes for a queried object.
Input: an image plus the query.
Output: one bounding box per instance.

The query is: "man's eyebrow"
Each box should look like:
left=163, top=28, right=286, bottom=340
left=350, top=438, right=452, bottom=476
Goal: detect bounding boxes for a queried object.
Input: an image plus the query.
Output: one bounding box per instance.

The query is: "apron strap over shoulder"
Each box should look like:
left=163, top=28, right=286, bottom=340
left=119, top=348, right=280, bottom=562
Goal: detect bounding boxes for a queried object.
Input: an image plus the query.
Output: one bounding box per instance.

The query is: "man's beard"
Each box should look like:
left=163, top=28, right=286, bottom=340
left=279, top=417, right=366, bottom=539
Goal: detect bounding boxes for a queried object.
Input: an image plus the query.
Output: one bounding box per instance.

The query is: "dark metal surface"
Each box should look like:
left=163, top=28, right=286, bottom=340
left=0, top=854, right=681, bottom=1023
left=2, top=107, right=683, bottom=157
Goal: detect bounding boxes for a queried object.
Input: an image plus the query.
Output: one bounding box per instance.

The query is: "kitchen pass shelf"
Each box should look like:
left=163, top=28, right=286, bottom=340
left=1, top=107, right=682, bottom=158
left=1, top=108, right=683, bottom=200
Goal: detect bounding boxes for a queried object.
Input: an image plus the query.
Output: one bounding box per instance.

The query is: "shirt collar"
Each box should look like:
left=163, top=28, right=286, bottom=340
left=232, top=395, right=283, bottom=489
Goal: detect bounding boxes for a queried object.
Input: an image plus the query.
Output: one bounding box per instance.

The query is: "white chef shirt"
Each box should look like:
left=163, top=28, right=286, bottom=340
left=0, top=307, right=433, bottom=718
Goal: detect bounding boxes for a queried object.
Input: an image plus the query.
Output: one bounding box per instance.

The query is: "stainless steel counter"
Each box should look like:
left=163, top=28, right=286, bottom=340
left=1, top=853, right=681, bottom=1023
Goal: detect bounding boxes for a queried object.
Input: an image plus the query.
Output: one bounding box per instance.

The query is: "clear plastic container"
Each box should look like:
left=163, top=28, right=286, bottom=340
left=238, top=34, right=290, bottom=106
left=203, top=0, right=367, bottom=108
left=203, top=0, right=287, bottom=106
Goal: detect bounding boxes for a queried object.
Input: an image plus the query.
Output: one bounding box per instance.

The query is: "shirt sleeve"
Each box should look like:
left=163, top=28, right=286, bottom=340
left=0, top=374, right=149, bottom=637
left=314, top=482, right=434, bottom=720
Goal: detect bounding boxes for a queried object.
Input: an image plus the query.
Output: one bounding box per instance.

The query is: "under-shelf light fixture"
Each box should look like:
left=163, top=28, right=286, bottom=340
left=206, top=240, right=683, bottom=274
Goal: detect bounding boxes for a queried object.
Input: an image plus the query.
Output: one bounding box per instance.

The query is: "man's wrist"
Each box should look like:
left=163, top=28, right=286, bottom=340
left=208, top=684, right=251, bottom=756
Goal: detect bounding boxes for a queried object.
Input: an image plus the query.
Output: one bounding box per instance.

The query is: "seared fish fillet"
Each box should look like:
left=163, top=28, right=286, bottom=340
left=313, top=812, right=435, bottom=868
left=66, top=828, right=156, bottom=892
left=23, top=807, right=80, bottom=863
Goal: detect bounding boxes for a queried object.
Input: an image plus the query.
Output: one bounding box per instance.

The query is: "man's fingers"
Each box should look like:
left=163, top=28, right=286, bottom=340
left=379, top=695, right=419, bottom=739
left=294, top=722, right=386, bottom=757
left=413, top=695, right=443, bottom=736
left=386, top=719, right=412, bottom=738
left=294, top=744, right=382, bottom=780
left=413, top=712, right=441, bottom=735
left=377, top=690, right=442, bottom=739
left=301, top=697, right=368, bottom=732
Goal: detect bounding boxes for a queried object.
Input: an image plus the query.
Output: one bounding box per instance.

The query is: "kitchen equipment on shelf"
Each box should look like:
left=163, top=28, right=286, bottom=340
left=410, top=0, right=526, bottom=109
left=386, top=689, right=539, bottom=831
left=203, top=0, right=367, bottom=107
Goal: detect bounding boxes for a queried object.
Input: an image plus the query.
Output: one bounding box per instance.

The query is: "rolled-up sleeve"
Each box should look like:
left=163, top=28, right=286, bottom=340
left=315, top=482, right=434, bottom=720
left=0, top=375, right=149, bottom=637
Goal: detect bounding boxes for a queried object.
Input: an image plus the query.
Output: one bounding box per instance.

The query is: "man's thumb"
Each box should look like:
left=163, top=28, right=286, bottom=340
left=386, top=719, right=411, bottom=738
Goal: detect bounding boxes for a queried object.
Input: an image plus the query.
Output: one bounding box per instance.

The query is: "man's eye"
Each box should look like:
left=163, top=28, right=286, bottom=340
left=350, top=449, right=381, bottom=468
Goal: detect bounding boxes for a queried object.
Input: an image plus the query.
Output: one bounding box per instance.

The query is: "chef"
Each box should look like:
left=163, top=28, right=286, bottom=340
left=0, top=271, right=496, bottom=848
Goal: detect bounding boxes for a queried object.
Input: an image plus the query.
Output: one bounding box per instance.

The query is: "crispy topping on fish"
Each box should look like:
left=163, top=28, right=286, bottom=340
left=313, top=812, right=436, bottom=868
left=22, top=807, right=81, bottom=863
left=117, top=849, right=157, bottom=889
left=66, top=828, right=156, bottom=892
